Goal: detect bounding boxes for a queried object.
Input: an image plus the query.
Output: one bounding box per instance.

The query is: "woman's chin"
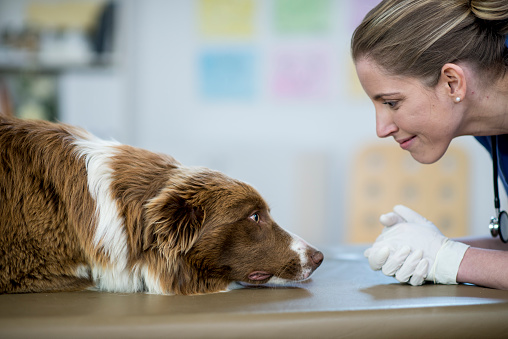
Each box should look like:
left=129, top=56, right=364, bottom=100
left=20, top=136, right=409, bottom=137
left=409, top=149, right=446, bottom=164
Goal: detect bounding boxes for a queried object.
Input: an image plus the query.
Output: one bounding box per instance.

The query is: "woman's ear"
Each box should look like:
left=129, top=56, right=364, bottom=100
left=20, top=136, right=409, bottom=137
left=440, top=63, right=467, bottom=102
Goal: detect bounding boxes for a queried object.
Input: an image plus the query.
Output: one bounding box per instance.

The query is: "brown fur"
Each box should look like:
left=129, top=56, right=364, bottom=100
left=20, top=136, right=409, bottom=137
left=0, top=118, right=97, bottom=292
left=0, top=117, right=323, bottom=295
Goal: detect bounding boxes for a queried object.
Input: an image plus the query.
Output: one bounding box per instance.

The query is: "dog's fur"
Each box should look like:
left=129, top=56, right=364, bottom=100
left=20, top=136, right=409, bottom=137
left=0, top=117, right=323, bottom=295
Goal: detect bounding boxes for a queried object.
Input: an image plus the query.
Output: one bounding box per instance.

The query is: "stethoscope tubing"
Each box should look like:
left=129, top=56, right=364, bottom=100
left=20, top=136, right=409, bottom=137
left=492, top=135, right=501, bottom=216
left=490, top=135, right=508, bottom=243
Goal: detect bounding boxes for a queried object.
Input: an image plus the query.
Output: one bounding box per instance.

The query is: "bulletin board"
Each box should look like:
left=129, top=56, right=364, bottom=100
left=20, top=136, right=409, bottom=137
left=195, top=0, right=379, bottom=102
left=348, top=143, right=469, bottom=243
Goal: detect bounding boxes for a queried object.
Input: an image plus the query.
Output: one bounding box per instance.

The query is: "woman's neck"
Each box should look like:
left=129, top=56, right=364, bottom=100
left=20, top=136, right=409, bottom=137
left=463, top=72, right=508, bottom=136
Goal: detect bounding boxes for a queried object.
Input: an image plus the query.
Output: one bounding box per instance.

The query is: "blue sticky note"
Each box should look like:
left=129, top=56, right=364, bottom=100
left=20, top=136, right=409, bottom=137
left=199, top=50, right=256, bottom=100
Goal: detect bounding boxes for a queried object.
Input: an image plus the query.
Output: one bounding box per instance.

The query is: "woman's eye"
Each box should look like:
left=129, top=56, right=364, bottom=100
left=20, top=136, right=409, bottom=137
left=383, top=100, right=398, bottom=109
left=249, top=213, right=260, bottom=223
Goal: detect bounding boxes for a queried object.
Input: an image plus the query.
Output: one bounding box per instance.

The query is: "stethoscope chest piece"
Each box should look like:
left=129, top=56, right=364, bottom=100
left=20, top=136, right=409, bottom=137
left=490, top=211, right=508, bottom=243
left=490, top=216, right=499, bottom=237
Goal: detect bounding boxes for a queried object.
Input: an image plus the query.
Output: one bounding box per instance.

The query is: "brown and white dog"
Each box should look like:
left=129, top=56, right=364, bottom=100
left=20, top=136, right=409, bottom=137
left=0, top=116, right=323, bottom=295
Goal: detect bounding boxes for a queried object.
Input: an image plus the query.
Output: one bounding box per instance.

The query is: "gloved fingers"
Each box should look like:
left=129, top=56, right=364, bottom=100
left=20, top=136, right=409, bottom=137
left=408, top=259, right=429, bottom=286
left=393, top=205, right=429, bottom=224
left=395, top=249, right=423, bottom=283
left=379, top=212, right=405, bottom=227
left=382, top=245, right=411, bottom=276
left=366, top=246, right=390, bottom=271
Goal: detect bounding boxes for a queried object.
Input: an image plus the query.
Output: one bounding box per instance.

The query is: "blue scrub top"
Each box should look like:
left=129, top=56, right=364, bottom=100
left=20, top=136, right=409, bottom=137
left=475, top=135, right=508, bottom=195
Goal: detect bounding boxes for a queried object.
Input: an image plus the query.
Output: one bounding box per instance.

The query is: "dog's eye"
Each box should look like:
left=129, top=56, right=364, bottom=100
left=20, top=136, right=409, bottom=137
left=249, top=213, right=260, bottom=223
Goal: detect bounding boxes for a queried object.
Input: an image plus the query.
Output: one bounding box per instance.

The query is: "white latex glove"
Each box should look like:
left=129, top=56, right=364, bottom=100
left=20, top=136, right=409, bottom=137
left=364, top=205, right=470, bottom=286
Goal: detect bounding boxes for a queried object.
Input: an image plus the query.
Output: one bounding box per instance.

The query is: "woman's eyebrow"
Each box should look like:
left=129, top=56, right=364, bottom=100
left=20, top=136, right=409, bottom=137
left=373, top=92, right=400, bottom=100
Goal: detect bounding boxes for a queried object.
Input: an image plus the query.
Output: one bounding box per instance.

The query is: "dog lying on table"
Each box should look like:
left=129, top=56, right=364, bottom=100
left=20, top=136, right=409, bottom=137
left=0, top=116, right=323, bottom=295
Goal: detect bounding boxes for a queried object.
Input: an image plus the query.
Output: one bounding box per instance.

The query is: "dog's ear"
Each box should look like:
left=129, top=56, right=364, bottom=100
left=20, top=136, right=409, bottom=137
left=143, top=187, right=205, bottom=254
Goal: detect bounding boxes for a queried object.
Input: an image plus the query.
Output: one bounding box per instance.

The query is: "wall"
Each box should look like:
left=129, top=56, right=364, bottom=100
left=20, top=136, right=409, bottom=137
left=1, top=0, right=498, bottom=247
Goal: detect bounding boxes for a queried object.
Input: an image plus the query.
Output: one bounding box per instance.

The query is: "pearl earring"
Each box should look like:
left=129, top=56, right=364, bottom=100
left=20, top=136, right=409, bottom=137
left=455, top=97, right=461, bottom=103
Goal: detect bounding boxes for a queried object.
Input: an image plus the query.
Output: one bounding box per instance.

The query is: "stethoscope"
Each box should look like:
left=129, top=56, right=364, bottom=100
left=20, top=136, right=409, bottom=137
left=489, top=135, right=508, bottom=242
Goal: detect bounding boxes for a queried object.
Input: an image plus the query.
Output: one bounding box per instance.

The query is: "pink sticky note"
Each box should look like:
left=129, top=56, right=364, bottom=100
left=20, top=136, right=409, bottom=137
left=350, top=0, right=381, bottom=30
left=271, top=47, right=331, bottom=100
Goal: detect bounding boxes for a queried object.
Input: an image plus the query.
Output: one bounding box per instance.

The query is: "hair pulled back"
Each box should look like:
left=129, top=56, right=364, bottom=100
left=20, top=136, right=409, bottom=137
left=351, top=0, right=508, bottom=86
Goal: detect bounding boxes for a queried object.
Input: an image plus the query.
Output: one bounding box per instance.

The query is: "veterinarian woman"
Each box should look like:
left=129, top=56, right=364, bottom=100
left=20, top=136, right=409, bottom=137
left=351, top=0, right=508, bottom=290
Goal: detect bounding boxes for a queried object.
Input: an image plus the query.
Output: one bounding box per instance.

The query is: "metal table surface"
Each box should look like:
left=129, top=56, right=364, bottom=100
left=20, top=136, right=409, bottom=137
left=1, top=246, right=508, bottom=338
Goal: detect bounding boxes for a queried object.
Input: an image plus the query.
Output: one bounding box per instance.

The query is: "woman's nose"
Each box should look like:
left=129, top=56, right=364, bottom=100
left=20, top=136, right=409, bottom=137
left=376, top=110, right=397, bottom=138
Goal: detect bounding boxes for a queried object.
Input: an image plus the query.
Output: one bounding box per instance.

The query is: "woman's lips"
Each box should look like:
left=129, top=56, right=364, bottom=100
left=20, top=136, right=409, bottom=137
left=397, top=136, right=416, bottom=150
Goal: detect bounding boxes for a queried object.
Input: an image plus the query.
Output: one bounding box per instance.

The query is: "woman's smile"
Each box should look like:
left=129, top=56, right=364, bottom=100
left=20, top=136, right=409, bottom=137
left=396, top=136, right=416, bottom=150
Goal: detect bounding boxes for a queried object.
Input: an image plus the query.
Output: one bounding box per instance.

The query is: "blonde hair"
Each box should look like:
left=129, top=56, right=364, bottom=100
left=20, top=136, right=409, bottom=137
left=351, top=0, right=508, bottom=86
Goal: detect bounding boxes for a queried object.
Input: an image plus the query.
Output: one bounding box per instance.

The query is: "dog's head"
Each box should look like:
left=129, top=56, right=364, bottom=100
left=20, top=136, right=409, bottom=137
left=143, top=167, right=323, bottom=295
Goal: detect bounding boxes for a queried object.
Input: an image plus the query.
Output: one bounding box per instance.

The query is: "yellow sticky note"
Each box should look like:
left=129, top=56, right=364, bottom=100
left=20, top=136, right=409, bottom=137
left=199, top=0, right=254, bottom=38
left=347, top=56, right=368, bottom=99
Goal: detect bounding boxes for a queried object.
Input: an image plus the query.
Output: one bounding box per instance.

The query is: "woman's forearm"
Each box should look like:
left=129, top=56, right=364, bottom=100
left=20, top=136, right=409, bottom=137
left=456, top=247, right=508, bottom=290
left=456, top=236, right=508, bottom=250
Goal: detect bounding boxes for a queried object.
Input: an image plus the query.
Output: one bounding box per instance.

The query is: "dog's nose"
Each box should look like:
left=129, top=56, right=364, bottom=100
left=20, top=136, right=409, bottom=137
left=311, top=250, right=324, bottom=267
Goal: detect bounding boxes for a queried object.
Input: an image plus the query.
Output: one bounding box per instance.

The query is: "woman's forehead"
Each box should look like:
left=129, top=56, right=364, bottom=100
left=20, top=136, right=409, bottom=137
left=356, top=58, right=421, bottom=97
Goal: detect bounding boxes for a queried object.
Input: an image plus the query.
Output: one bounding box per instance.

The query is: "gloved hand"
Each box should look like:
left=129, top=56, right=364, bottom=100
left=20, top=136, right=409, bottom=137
left=364, top=205, right=470, bottom=285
